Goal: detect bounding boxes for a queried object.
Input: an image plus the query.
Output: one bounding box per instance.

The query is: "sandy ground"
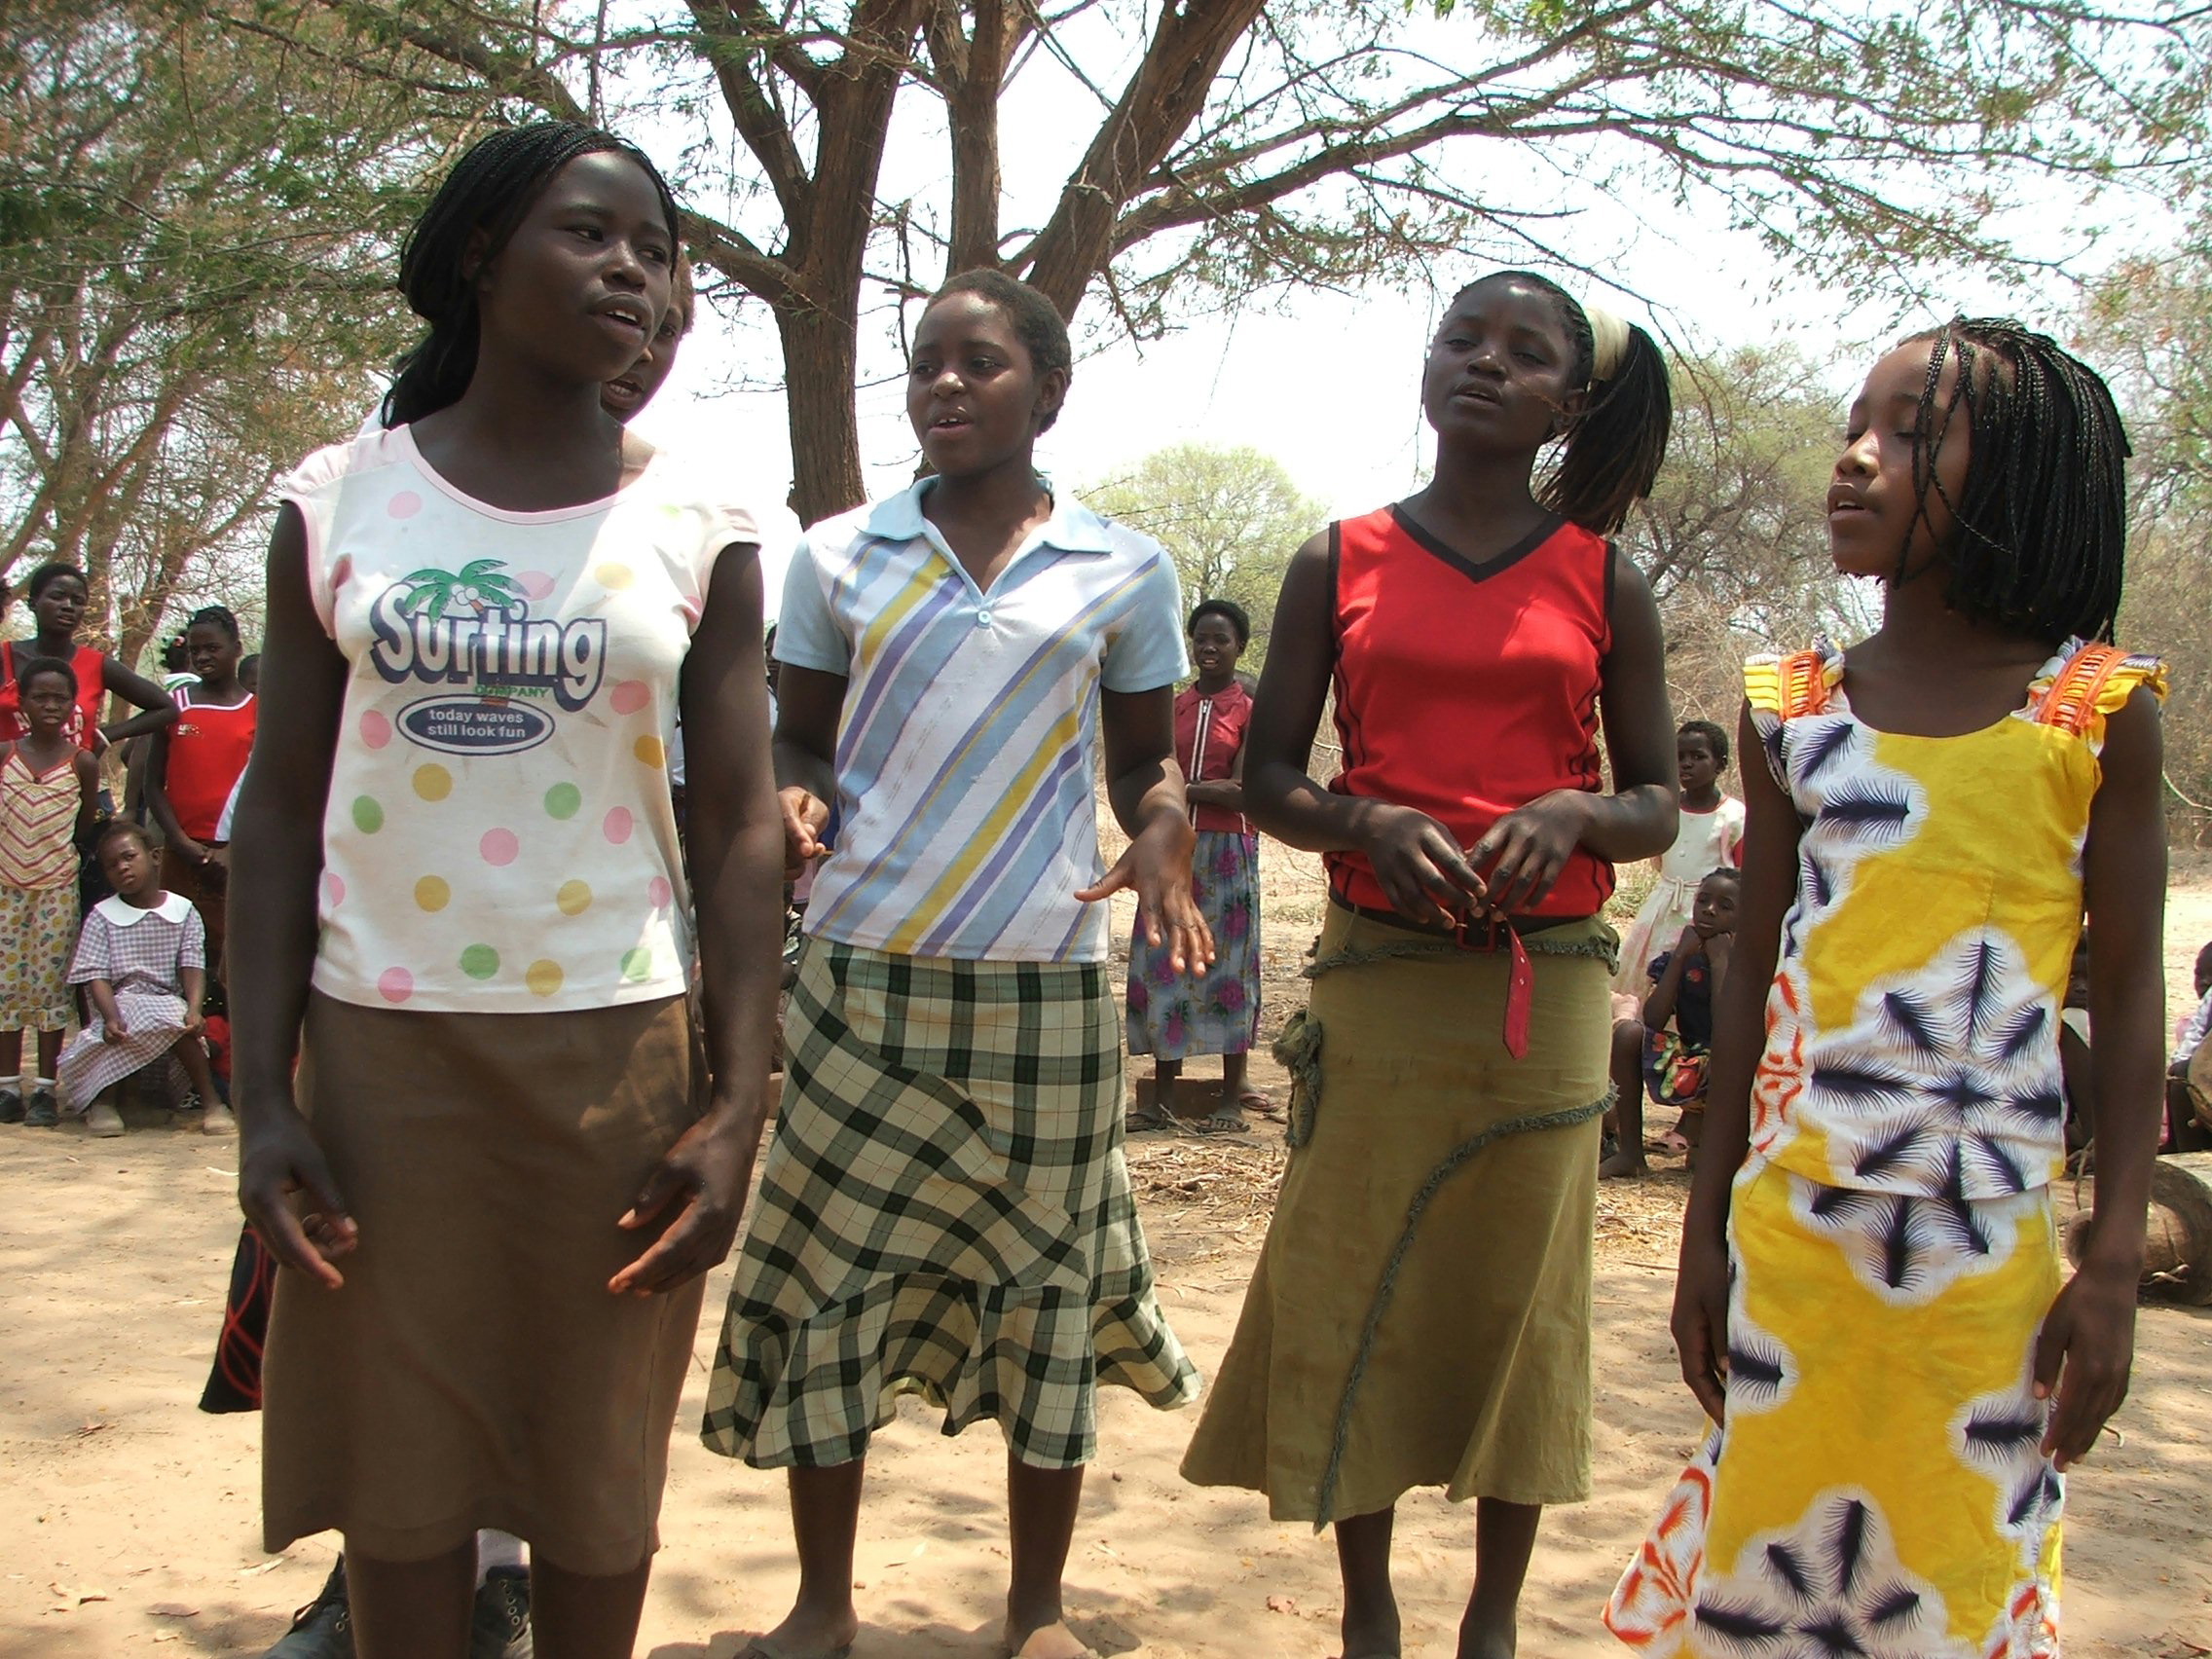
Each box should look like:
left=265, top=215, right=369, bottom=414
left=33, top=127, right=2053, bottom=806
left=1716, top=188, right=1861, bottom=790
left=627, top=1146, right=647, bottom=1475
left=4, top=866, right=2209, bottom=1658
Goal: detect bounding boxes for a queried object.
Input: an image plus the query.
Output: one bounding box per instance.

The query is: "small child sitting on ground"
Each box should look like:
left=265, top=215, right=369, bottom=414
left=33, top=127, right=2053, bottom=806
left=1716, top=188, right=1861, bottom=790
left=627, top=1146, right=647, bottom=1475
left=2168, top=939, right=2212, bottom=1150
left=1601, top=866, right=1738, bottom=1177
left=57, top=820, right=228, bottom=1136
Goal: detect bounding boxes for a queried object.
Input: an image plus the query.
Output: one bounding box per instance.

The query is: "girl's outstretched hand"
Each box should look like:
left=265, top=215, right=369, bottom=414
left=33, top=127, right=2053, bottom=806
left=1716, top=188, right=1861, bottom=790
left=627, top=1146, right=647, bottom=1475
left=610, top=1108, right=757, bottom=1297
left=1672, top=1231, right=1731, bottom=1424
left=1359, top=803, right=1488, bottom=929
left=1467, top=790, right=1592, bottom=915
left=1078, top=813, right=1214, bottom=977
left=239, top=1105, right=356, bottom=1290
left=2033, top=1260, right=2137, bottom=1470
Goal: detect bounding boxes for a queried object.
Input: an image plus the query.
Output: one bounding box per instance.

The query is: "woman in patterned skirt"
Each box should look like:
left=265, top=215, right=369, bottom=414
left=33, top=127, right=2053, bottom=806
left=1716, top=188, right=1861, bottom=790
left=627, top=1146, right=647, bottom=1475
left=0, top=655, right=97, bottom=1125
left=1126, top=597, right=1273, bottom=1131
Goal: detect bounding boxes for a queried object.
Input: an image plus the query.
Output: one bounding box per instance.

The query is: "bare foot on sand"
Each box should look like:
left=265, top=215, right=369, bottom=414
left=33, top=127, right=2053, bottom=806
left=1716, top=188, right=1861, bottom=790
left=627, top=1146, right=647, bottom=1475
left=1004, top=1615, right=1096, bottom=1657
left=743, top=1602, right=859, bottom=1659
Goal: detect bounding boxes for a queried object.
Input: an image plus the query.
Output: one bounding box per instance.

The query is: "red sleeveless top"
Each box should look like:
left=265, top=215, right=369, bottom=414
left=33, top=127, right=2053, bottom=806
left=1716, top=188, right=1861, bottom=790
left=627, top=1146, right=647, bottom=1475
left=0, top=642, right=106, bottom=749
left=166, top=685, right=257, bottom=839
left=1324, top=504, right=1614, bottom=918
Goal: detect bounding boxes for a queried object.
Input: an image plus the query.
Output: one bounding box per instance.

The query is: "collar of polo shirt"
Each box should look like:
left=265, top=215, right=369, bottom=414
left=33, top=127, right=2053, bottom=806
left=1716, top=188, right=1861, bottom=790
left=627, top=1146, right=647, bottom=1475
left=865, top=476, right=1116, bottom=558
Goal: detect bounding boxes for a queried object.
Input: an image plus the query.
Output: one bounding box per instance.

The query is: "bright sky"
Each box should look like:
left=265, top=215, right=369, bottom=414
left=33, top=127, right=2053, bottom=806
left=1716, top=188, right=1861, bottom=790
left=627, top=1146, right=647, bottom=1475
left=609, top=8, right=2177, bottom=612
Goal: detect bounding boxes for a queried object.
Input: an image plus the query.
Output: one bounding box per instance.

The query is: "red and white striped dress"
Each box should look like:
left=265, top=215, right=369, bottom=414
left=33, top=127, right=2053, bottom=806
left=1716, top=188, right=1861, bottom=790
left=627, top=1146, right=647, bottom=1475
left=0, top=744, right=83, bottom=1030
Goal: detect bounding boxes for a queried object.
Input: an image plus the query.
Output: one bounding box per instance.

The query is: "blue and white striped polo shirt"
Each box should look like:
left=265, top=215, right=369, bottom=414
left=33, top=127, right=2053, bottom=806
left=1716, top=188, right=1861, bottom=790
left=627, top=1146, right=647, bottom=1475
left=775, top=480, right=1188, bottom=963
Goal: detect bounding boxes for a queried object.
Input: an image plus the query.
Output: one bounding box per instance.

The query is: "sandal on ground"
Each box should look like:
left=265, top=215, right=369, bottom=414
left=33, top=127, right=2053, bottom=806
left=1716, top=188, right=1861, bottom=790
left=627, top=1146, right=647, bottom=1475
left=1195, top=1108, right=1247, bottom=1135
left=1124, top=1106, right=1173, bottom=1131
left=1236, top=1088, right=1285, bottom=1122
left=1646, top=1131, right=1691, bottom=1156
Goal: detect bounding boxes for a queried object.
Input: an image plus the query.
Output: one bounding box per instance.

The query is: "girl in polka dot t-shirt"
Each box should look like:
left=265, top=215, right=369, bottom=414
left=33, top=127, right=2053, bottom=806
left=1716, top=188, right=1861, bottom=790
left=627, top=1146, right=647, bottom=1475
left=229, top=124, right=786, bottom=1650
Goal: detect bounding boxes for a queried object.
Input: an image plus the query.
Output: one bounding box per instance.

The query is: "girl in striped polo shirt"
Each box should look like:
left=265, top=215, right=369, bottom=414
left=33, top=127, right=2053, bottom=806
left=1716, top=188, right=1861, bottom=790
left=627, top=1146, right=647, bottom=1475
left=703, top=270, right=1209, bottom=1659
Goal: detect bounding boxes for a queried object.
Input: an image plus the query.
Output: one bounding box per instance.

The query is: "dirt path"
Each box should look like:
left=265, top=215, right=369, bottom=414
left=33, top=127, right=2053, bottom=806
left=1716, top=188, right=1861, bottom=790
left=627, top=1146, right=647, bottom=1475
left=4, top=867, right=2209, bottom=1657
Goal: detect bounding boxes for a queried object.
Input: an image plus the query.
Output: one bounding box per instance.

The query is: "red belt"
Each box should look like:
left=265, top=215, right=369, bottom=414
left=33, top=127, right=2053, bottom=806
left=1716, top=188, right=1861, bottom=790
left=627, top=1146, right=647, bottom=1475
left=1328, top=896, right=1589, bottom=1060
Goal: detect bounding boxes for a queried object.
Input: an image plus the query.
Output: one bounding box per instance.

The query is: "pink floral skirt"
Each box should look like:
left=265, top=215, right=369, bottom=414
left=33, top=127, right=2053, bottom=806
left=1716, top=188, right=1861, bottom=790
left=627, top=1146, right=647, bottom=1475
left=1125, top=830, right=1259, bottom=1058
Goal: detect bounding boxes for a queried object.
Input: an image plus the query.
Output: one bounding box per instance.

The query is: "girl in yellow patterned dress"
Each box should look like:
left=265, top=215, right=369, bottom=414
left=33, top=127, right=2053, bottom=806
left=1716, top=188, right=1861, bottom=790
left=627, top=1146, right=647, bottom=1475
left=1606, top=320, right=2169, bottom=1659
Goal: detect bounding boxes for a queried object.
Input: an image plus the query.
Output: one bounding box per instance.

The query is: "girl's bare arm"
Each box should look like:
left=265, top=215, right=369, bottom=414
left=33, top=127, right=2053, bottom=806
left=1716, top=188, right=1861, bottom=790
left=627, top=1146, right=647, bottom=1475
left=2038, top=687, right=2166, bottom=1468
left=230, top=505, right=355, bottom=1287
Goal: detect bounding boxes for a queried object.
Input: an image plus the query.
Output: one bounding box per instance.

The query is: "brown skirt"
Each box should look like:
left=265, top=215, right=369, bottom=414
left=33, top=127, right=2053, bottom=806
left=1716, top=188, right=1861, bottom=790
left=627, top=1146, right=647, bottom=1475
left=262, top=991, right=708, bottom=1574
left=1180, top=906, right=1614, bottom=1524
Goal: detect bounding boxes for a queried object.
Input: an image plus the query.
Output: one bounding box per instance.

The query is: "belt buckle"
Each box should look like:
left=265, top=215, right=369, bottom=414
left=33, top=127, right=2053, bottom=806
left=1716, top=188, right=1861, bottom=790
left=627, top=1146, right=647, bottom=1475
left=1454, top=910, right=1505, bottom=953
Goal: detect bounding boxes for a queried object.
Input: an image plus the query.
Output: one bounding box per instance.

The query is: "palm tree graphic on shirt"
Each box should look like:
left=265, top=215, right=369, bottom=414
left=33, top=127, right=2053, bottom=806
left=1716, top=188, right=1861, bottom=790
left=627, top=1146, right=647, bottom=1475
left=396, top=558, right=526, bottom=623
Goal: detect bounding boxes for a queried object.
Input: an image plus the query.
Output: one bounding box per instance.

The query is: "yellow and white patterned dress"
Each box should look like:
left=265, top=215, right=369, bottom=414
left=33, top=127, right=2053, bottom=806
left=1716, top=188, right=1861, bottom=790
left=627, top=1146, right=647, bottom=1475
left=1605, top=639, right=2165, bottom=1659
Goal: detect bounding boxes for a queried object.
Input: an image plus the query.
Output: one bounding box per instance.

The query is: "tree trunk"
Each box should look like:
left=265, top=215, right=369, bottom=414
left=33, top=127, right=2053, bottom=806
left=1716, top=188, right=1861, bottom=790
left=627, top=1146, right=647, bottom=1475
left=937, top=0, right=1007, bottom=274
left=777, top=297, right=868, bottom=526
left=1020, top=0, right=1264, bottom=320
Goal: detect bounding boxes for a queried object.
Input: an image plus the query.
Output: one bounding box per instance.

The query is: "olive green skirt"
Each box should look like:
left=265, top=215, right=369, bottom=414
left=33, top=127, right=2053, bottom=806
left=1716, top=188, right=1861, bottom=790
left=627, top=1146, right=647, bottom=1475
left=1180, top=904, right=1615, bottom=1524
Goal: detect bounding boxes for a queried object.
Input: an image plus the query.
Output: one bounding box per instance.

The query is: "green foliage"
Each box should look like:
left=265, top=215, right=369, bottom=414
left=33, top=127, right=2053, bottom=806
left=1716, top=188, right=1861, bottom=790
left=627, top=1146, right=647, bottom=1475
left=2082, top=227, right=2212, bottom=839
left=1084, top=443, right=1326, bottom=673
left=1616, top=347, right=1871, bottom=726
left=213, top=1, right=2210, bottom=523
left=0, top=0, right=495, bottom=659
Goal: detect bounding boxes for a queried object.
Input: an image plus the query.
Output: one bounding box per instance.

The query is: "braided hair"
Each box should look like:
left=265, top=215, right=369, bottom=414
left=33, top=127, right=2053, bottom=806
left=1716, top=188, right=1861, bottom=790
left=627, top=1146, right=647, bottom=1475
left=1448, top=272, right=1673, bottom=535
left=925, top=270, right=1072, bottom=431
left=1897, top=318, right=2130, bottom=644
left=382, top=122, right=682, bottom=429
left=187, top=604, right=241, bottom=644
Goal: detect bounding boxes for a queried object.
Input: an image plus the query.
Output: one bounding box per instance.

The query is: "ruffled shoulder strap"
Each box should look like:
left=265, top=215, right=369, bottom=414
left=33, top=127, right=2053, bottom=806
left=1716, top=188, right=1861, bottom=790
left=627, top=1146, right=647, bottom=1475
left=1743, top=643, right=1841, bottom=793
left=2028, top=638, right=2167, bottom=748
left=1744, top=644, right=1840, bottom=721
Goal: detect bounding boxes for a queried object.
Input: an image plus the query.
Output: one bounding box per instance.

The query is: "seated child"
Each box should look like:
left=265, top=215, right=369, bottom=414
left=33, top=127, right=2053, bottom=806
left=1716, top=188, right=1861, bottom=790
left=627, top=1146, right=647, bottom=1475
left=56, top=821, right=228, bottom=1137
left=1602, top=867, right=1737, bottom=1177
left=2168, top=939, right=2212, bottom=1149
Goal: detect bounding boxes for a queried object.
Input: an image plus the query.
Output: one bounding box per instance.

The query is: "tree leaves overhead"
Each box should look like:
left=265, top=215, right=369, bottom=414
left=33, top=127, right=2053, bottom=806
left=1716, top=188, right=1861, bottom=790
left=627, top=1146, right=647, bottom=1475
left=1085, top=443, right=1325, bottom=671
left=0, top=0, right=496, bottom=659
left=2083, top=218, right=2212, bottom=835
left=216, top=0, right=2209, bottom=522
left=1615, top=347, right=1872, bottom=726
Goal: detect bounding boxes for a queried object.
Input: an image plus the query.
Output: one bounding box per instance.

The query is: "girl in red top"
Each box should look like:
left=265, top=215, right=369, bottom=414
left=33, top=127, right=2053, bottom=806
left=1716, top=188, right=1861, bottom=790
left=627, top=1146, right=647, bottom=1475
left=0, top=563, right=178, bottom=754
left=146, top=606, right=255, bottom=983
left=1125, top=598, right=1272, bottom=1130
left=1181, top=270, right=1678, bottom=1659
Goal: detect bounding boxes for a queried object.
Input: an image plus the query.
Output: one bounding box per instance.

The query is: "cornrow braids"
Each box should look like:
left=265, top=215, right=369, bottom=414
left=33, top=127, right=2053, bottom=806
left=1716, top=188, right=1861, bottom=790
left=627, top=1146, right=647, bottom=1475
left=383, top=122, right=682, bottom=429
left=1899, top=318, right=2130, bottom=644
left=188, top=604, right=241, bottom=644
left=1451, top=271, right=1673, bottom=535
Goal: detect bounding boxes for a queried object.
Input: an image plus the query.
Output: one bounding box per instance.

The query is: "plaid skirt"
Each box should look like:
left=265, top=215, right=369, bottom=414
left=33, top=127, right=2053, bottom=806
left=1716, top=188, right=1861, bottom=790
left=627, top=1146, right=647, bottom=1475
left=702, top=940, right=1199, bottom=1470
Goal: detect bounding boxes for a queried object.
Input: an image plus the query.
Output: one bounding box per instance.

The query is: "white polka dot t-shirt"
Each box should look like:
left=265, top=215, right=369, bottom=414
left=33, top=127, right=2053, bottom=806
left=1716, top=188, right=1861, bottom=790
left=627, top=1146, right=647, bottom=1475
left=281, top=425, right=756, bottom=1014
